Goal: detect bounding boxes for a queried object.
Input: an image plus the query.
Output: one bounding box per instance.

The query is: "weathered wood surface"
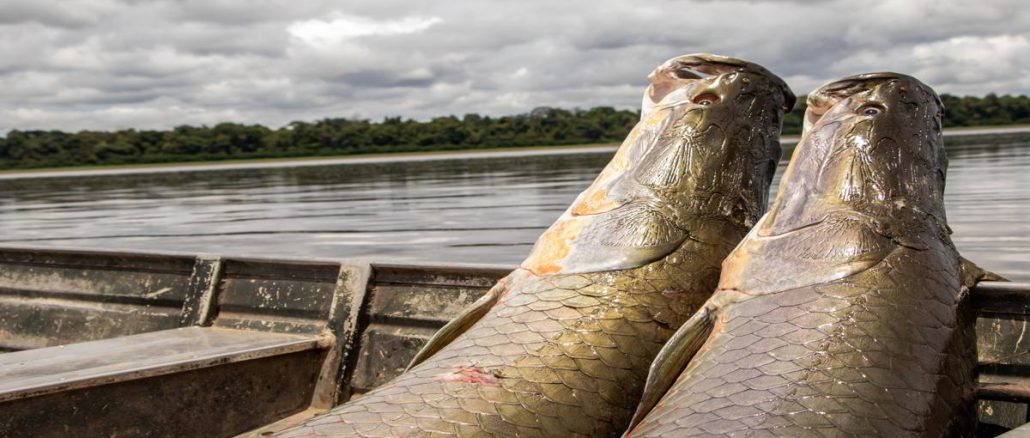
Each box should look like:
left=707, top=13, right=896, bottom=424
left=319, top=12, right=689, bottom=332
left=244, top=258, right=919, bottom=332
left=2, top=348, right=323, bottom=438
left=998, top=420, right=1030, bottom=437
left=0, top=326, right=322, bottom=402
left=0, top=246, right=508, bottom=437
left=976, top=282, right=1030, bottom=433
left=0, top=245, right=1025, bottom=436
left=0, top=247, right=196, bottom=350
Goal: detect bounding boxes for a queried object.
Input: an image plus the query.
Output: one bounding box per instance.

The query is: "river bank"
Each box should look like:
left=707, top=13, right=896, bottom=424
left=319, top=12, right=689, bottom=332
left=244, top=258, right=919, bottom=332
left=2, top=124, right=1029, bottom=180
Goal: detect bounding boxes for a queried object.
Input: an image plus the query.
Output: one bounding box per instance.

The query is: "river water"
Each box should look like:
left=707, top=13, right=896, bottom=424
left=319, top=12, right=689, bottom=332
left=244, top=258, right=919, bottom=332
left=0, top=133, right=1027, bottom=281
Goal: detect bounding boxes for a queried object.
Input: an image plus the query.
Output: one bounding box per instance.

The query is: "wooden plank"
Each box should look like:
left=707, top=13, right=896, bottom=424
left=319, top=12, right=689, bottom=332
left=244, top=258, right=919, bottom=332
left=0, top=326, right=324, bottom=402
left=217, top=277, right=335, bottom=316
left=348, top=324, right=437, bottom=395
left=0, top=264, right=192, bottom=303
left=368, top=283, right=488, bottom=326
left=976, top=283, right=1030, bottom=430
left=995, top=421, right=1030, bottom=437
left=0, top=246, right=197, bottom=274
left=0, top=296, right=181, bottom=351
left=221, top=258, right=340, bottom=282
left=212, top=258, right=340, bottom=335
left=370, top=262, right=509, bottom=287
left=179, top=256, right=224, bottom=326
left=311, top=262, right=371, bottom=408
left=974, top=282, right=1030, bottom=315
left=980, top=382, right=1030, bottom=403
left=0, top=349, right=322, bottom=438
left=0, top=247, right=200, bottom=350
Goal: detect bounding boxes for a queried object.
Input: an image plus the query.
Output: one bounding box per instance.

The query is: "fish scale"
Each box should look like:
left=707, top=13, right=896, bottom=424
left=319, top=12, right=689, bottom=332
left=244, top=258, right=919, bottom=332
left=630, top=244, right=976, bottom=437
left=276, top=54, right=794, bottom=437
left=280, top=234, right=738, bottom=438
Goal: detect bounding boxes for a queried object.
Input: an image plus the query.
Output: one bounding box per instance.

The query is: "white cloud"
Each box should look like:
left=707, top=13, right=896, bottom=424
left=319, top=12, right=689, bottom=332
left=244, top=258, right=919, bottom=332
left=912, top=35, right=1028, bottom=69
left=287, top=13, right=442, bottom=45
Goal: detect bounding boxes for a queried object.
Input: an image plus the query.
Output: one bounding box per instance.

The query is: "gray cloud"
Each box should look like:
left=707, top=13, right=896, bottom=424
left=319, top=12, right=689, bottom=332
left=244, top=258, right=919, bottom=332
left=0, top=0, right=1027, bottom=132
left=0, top=0, right=119, bottom=28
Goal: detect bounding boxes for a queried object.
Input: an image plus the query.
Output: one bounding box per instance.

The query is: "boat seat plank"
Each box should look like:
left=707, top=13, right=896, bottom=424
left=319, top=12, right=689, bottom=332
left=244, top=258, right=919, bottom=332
left=0, top=326, right=324, bottom=402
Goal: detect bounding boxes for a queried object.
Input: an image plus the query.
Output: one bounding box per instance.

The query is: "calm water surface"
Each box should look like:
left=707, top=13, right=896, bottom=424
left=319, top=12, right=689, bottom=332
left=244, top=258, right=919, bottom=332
left=0, top=135, right=1027, bottom=281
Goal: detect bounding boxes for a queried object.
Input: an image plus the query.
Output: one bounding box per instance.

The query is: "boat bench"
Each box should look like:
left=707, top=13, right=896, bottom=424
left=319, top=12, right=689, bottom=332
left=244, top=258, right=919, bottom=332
left=0, top=327, right=326, bottom=437
left=0, top=246, right=509, bottom=437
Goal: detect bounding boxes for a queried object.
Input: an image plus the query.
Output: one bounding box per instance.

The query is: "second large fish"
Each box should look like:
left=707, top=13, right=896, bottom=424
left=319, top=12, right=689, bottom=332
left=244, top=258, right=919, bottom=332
left=277, top=54, right=794, bottom=438
left=627, top=73, right=1000, bottom=437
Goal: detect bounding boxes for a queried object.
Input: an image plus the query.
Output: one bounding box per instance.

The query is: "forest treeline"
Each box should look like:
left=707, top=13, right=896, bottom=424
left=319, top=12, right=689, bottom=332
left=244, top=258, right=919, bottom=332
left=1, top=93, right=1028, bottom=169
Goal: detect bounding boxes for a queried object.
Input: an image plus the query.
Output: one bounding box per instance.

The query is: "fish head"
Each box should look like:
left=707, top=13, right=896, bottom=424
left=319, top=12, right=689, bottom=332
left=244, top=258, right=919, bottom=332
left=642, top=53, right=796, bottom=121
left=521, top=54, right=795, bottom=275
left=636, top=53, right=796, bottom=222
left=720, top=73, right=948, bottom=295
left=766, top=72, right=947, bottom=233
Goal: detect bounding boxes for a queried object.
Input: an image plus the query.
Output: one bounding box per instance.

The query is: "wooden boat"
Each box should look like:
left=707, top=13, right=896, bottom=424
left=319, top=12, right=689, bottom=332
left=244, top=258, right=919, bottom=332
left=0, top=245, right=1025, bottom=437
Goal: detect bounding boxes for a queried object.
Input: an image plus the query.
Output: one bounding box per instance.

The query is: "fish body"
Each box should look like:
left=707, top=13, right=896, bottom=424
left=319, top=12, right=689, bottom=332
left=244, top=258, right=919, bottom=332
left=627, top=73, right=997, bottom=437
left=277, top=54, right=794, bottom=438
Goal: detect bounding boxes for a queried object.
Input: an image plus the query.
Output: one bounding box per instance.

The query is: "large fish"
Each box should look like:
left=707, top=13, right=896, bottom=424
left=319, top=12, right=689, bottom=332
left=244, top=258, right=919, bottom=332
left=277, top=53, right=794, bottom=438
left=626, top=73, right=1002, bottom=437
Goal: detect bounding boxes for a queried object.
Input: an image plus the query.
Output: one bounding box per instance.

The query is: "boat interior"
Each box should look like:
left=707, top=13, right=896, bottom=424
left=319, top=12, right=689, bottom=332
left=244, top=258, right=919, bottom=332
left=0, top=245, right=1026, bottom=437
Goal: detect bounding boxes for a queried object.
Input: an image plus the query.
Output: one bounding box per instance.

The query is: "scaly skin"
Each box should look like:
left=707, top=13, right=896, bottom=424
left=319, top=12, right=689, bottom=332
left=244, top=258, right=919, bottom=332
left=628, top=73, right=989, bottom=437
left=277, top=54, right=794, bottom=437
left=288, top=225, right=738, bottom=437
left=628, top=237, right=978, bottom=437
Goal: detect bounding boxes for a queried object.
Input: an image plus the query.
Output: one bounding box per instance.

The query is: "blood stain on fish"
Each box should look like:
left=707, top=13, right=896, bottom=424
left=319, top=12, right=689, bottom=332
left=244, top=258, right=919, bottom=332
left=434, top=366, right=502, bottom=386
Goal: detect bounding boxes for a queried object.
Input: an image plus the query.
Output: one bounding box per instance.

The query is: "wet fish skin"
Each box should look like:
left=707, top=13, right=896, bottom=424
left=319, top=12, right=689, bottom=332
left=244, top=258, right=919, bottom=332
left=627, top=73, right=995, bottom=437
left=276, top=54, right=794, bottom=438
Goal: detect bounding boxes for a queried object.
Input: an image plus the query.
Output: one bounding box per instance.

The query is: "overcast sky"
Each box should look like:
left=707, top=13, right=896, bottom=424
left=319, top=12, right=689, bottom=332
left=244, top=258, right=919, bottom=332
left=0, top=0, right=1027, bottom=132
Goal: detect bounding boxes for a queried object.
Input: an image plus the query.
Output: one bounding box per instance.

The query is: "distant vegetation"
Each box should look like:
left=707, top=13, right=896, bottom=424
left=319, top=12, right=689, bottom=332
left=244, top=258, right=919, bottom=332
left=1, top=94, right=1028, bottom=170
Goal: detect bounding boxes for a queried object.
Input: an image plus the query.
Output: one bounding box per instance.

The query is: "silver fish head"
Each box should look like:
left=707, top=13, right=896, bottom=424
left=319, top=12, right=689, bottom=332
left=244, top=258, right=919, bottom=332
left=721, top=73, right=947, bottom=295
left=635, top=53, right=796, bottom=223
left=767, top=72, right=947, bottom=234
left=522, top=54, right=795, bottom=275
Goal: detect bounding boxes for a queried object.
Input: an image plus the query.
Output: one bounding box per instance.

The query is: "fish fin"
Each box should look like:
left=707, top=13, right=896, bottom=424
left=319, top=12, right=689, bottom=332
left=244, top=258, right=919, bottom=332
left=557, top=204, right=686, bottom=274
left=593, top=204, right=685, bottom=249
left=721, top=216, right=893, bottom=294
left=627, top=115, right=667, bottom=164
left=405, top=278, right=509, bottom=371
left=959, top=256, right=1008, bottom=287
left=626, top=306, right=716, bottom=433
left=633, top=134, right=687, bottom=189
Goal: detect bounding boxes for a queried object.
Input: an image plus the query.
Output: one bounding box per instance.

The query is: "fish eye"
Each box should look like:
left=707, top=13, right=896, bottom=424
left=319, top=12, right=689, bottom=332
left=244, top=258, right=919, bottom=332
left=692, top=93, right=720, bottom=106
left=858, top=104, right=885, bottom=116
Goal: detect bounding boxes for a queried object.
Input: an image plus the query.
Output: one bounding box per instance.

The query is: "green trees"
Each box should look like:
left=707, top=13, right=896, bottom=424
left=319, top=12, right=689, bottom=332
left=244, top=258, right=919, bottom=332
left=0, top=94, right=1027, bottom=170
left=941, top=94, right=1030, bottom=127
left=778, top=94, right=1030, bottom=136
left=783, top=99, right=807, bottom=135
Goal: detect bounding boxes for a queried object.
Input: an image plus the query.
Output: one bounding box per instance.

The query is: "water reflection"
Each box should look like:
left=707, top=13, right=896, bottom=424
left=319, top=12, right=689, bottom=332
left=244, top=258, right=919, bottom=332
left=0, top=137, right=1026, bottom=281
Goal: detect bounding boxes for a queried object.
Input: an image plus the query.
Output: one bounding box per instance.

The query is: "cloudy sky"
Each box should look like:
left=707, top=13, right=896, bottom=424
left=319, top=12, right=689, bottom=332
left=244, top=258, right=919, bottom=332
left=0, top=0, right=1027, bottom=132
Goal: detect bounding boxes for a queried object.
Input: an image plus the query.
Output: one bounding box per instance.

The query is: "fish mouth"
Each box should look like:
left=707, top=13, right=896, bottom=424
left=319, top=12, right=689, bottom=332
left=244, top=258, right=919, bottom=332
left=642, top=53, right=796, bottom=118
